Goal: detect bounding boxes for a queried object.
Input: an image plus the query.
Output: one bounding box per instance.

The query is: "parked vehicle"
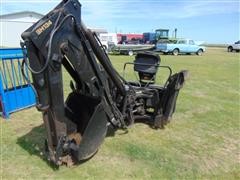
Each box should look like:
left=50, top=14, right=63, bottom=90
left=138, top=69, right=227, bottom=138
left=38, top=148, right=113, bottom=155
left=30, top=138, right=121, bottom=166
left=143, top=32, right=156, bottom=44
left=156, top=39, right=206, bottom=55
left=99, top=33, right=118, bottom=51
left=227, top=41, right=240, bottom=52
left=143, top=29, right=177, bottom=44
left=122, top=38, right=144, bottom=45
left=117, top=33, right=143, bottom=44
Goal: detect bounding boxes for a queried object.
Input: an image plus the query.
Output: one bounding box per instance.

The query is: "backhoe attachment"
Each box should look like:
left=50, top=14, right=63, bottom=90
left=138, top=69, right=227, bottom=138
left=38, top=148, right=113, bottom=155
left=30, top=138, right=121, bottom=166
left=21, top=0, right=187, bottom=166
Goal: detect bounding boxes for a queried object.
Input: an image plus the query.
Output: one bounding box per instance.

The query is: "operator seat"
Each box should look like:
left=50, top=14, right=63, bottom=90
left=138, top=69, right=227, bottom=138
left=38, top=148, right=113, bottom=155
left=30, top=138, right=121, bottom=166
left=133, top=52, right=160, bottom=85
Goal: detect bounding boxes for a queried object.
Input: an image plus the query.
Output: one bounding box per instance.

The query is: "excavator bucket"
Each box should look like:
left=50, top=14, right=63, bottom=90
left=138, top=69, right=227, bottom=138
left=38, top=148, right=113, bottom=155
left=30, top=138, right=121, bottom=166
left=21, top=0, right=187, bottom=166
left=65, top=92, right=109, bottom=161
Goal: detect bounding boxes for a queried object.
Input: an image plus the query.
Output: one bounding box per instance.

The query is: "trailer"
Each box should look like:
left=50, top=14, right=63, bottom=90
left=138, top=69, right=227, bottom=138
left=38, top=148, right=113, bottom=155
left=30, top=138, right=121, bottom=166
left=112, top=44, right=155, bottom=56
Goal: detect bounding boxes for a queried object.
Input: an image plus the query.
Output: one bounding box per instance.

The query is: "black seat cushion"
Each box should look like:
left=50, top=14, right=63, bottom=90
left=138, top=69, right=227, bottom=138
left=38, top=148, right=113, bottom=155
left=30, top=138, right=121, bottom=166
left=134, top=52, right=160, bottom=74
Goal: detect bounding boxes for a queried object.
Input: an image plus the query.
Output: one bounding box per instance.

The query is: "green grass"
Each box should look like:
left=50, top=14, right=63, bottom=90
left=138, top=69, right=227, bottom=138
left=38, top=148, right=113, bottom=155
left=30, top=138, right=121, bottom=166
left=1, top=48, right=239, bottom=179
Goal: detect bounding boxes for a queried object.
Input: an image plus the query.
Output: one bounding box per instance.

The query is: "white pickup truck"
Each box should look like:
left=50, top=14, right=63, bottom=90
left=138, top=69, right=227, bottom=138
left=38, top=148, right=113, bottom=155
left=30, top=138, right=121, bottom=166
left=227, top=41, right=240, bottom=52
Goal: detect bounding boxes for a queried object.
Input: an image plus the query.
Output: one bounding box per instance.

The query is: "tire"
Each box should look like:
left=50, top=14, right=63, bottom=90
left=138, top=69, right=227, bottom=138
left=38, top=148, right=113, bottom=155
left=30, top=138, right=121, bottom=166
left=197, top=49, right=203, bottom=56
left=228, top=46, right=233, bottom=52
left=128, top=50, right=134, bottom=56
left=172, top=49, right=179, bottom=56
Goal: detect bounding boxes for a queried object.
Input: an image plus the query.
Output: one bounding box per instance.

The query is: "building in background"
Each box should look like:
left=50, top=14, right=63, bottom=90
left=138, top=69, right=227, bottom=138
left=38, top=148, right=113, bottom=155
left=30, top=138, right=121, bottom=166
left=0, top=11, right=108, bottom=47
left=89, top=28, right=108, bottom=36
left=0, top=11, right=44, bottom=47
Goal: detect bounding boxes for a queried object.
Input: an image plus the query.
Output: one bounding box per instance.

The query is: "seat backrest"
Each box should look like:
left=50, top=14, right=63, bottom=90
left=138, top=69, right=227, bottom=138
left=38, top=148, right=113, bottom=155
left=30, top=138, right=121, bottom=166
left=134, top=52, right=160, bottom=84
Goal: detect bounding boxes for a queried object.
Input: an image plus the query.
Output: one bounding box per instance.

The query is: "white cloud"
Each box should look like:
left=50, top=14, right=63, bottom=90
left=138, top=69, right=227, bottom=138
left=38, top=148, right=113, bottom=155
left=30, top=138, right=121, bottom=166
left=80, top=0, right=240, bottom=20
left=1, top=0, right=239, bottom=20
left=180, top=1, right=240, bottom=18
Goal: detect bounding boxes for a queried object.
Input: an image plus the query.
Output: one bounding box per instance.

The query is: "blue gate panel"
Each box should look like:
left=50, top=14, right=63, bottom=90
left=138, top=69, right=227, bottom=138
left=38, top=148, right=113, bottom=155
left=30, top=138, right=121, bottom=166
left=0, top=48, right=36, bottom=119
left=0, top=48, right=23, bottom=59
left=4, top=86, right=35, bottom=113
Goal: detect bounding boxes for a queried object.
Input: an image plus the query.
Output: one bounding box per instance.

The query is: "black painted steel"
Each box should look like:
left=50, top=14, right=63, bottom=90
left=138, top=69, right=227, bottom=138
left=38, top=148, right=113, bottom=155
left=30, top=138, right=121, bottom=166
left=21, top=0, right=188, bottom=166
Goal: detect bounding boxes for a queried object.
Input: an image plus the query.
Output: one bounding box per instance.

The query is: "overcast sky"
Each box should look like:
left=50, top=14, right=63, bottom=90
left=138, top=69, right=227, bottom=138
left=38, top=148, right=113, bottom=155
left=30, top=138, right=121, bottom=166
left=1, top=0, right=239, bottom=44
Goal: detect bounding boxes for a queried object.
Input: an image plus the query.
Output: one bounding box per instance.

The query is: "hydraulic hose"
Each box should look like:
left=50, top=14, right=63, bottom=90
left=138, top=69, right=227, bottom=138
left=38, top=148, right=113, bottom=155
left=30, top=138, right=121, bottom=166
left=80, top=23, right=126, bottom=96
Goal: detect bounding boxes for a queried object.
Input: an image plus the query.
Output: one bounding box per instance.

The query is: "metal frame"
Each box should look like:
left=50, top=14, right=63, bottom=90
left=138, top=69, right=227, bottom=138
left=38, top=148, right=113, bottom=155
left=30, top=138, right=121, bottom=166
left=0, top=48, right=36, bottom=119
left=123, top=62, right=172, bottom=87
